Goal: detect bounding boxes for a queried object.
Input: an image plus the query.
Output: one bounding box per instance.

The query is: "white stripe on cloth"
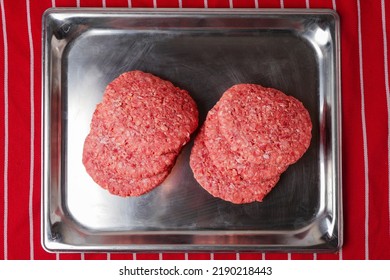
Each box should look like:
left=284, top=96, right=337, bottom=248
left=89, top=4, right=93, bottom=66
left=128, top=0, right=132, bottom=8
left=102, top=0, right=106, bottom=8
left=0, top=0, right=9, bottom=261
left=178, top=0, right=182, bottom=8
left=255, top=0, right=259, bottom=9
left=229, top=0, right=233, bottom=8
left=26, top=0, right=35, bottom=260
left=280, top=0, right=284, bottom=9
left=332, top=0, right=337, bottom=9
left=153, top=0, right=157, bottom=8
left=381, top=0, right=390, bottom=237
left=357, top=0, right=370, bottom=260
left=306, top=0, right=310, bottom=8
left=76, top=0, right=80, bottom=8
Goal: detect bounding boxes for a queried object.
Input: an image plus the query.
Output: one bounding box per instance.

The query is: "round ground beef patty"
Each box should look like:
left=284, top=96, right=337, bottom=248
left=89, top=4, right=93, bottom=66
left=83, top=70, right=198, bottom=196
left=100, top=70, right=198, bottom=156
left=191, top=83, right=311, bottom=204
left=218, top=84, right=312, bottom=168
left=190, top=127, right=280, bottom=204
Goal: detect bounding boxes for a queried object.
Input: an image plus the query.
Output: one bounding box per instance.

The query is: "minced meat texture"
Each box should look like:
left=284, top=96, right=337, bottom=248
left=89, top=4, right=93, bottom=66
left=83, top=132, right=177, bottom=179
left=99, top=71, right=198, bottom=156
left=190, top=127, right=280, bottom=204
left=204, top=104, right=288, bottom=181
left=218, top=84, right=312, bottom=168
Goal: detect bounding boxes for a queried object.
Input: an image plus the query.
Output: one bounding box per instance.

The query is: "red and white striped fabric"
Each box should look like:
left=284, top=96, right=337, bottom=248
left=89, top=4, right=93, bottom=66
left=0, top=0, right=389, bottom=260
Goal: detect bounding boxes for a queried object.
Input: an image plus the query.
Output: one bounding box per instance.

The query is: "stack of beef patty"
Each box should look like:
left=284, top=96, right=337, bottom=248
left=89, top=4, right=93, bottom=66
left=190, top=84, right=312, bottom=204
left=83, top=71, right=198, bottom=197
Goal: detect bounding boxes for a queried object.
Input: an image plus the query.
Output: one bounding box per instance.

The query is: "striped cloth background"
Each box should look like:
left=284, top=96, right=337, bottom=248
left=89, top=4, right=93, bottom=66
left=0, top=0, right=389, bottom=260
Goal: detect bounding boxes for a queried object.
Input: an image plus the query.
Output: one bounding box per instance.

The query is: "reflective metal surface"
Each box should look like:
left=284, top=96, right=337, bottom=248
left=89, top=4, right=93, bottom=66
left=42, top=8, right=342, bottom=252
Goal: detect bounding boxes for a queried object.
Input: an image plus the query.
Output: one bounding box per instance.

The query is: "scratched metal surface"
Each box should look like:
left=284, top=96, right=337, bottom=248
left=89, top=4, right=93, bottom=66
left=42, top=9, right=342, bottom=251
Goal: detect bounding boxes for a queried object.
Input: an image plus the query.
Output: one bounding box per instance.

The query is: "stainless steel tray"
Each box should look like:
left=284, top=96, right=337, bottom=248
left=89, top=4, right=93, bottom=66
left=42, top=8, right=342, bottom=252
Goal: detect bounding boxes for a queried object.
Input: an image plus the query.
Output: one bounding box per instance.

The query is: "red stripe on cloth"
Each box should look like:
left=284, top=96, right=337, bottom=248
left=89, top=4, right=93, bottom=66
left=4, top=0, right=31, bottom=260
left=131, top=0, right=154, bottom=7
left=109, top=253, right=135, bottom=260
left=156, top=0, right=179, bottom=8
left=182, top=0, right=204, bottom=8
left=238, top=252, right=262, bottom=260
left=54, top=0, right=78, bottom=6
left=290, top=253, right=314, bottom=260
left=232, top=0, right=255, bottom=8
left=59, top=253, right=82, bottom=260
left=360, top=0, right=390, bottom=260
left=162, top=252, right=186, bottom=260
left=207, top=0, right=230, bottom=8
left=336, top=0, right=366, bottom=260
left=213, top=252, right=237, bottom=260
left=383, top=0, right=390, bottom=252
left=84, top=253, right=110, bottom=260
left=187, top=252, right=212, bottom=260
left=258, top=0, right=281, bottom=8
left=282, top=0, right=306, bottom=8
left=80, top=0, right=103, bottom=6
left=308, top=0, right=333, bottom=9
left=106, top=0, right=130, bottom=7
left=136, top=252, right=160, bottom=260
left=0, top=0, right=7, bottom=261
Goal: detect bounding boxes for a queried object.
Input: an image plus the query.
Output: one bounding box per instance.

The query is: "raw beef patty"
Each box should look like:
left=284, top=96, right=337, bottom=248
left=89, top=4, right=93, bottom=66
left=190, top=84, right=312, bottom=204
left=83, top=71, right=198, bottom=197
